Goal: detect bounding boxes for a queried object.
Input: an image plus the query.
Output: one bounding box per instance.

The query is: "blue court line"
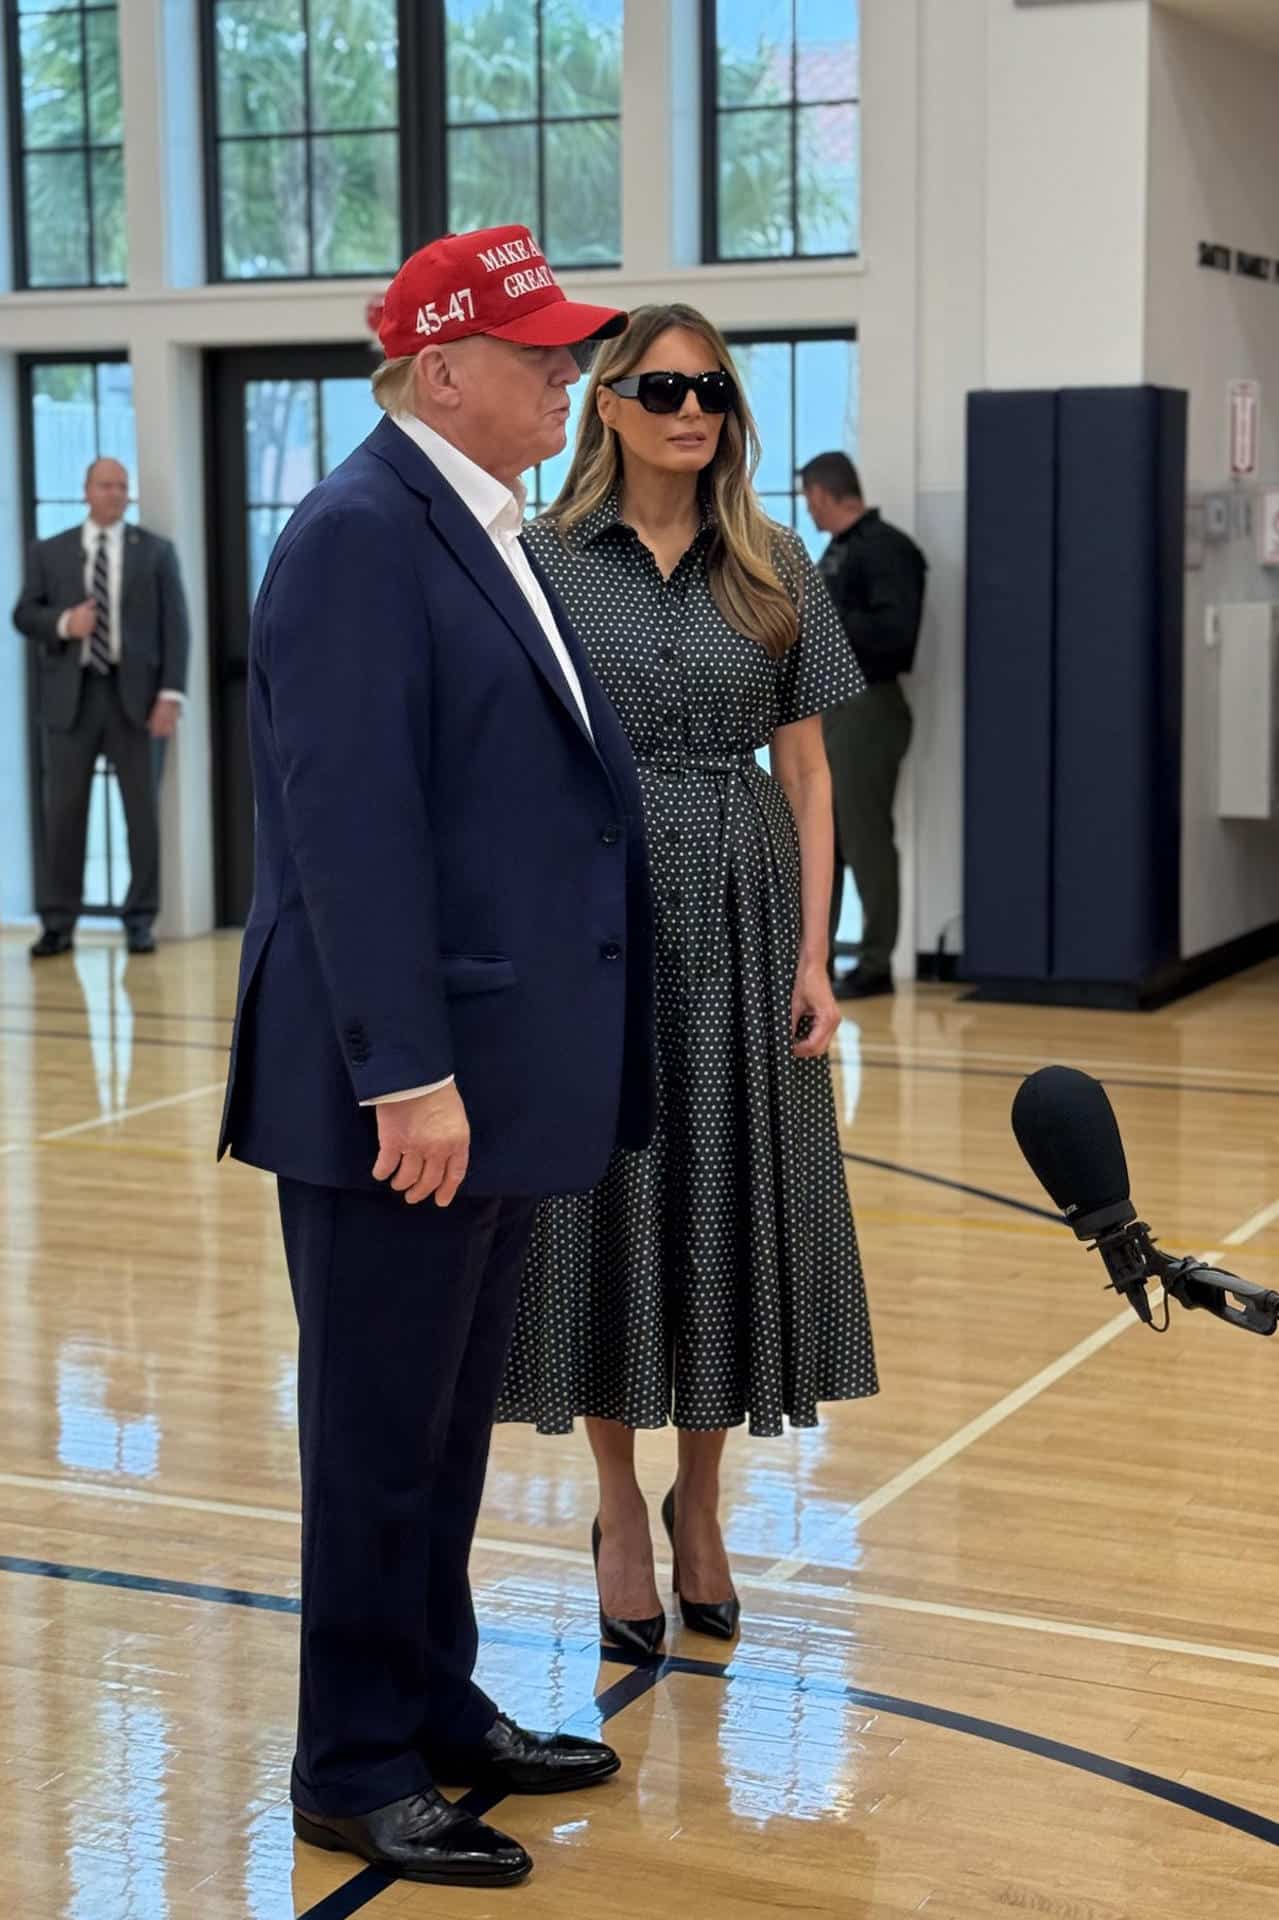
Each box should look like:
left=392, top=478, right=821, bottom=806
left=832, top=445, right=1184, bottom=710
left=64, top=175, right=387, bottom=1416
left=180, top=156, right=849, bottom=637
left=841, top=1149, right=1062, bottom=1224
left=3, top=1549, right=1278, bottom=1920
left=0, top=1553, right=300, bottom=1611
left=649, top=1653, right=1279, bottom=1852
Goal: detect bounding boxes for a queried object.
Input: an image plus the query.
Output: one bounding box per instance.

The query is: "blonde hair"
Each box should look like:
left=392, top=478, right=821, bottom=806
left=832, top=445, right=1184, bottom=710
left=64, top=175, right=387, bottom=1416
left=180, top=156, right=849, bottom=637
left=548, top=304, right=800, bottom=659
left=371, top=354, right=418, bottom=415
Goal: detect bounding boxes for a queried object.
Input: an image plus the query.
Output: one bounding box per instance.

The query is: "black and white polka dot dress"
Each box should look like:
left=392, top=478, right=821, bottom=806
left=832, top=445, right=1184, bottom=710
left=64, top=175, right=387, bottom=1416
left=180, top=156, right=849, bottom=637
left=497, top=498, right=879, bottom=1437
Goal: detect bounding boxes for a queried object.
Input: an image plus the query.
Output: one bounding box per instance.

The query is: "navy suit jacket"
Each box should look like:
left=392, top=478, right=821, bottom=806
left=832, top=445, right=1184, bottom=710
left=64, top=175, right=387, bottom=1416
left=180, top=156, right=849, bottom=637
left=219, top=416, right=655, bottom=1197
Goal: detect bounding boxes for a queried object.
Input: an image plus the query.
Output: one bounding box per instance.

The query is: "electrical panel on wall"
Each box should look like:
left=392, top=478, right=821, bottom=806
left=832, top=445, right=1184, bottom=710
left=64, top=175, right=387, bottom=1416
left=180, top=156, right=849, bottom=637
left=1217, top=604, right=1279, bottom=821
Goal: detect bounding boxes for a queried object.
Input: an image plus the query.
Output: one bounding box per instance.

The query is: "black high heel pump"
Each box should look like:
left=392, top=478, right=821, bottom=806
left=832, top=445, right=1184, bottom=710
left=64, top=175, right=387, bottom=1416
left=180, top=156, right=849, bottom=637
left=591, top=1519, right=666, bottom=1660
left=661, top=1487, right=741, bottom=1641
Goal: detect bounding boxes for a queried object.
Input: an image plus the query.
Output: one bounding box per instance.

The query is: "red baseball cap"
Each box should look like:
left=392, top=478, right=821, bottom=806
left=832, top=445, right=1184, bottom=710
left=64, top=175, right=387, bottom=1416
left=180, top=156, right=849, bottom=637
left=372, top=225, right=627, bottom=359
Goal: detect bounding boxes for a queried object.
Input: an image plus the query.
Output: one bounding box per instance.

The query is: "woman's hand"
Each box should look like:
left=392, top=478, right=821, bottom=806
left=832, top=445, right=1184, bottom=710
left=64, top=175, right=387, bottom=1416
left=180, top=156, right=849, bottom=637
left=790, top=958, right=841, bottom=1059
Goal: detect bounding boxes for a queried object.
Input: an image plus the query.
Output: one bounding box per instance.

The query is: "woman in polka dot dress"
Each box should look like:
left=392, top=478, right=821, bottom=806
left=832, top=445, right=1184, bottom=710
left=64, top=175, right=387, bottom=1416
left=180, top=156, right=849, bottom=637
left=497, top=305, right=878, bottom=1653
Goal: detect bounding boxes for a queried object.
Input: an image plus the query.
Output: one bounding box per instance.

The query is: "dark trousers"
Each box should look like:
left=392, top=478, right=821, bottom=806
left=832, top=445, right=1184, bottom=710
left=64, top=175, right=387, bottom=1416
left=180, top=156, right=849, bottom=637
left=824, top=681, right=913, bottom=978
left=39, top=673, right=161, bottom=936
left=277, top=1177, right=538, bottom=1818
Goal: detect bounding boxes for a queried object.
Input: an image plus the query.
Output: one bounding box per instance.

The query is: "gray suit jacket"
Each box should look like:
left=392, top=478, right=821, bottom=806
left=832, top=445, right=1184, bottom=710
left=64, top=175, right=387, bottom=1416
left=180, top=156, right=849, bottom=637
left=12, top=523, right=191, bottom=734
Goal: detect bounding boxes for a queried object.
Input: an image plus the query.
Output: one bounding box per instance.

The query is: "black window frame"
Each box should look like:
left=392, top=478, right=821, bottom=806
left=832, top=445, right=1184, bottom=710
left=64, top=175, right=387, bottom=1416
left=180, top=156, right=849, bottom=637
left=16, top=349, right=136, bottom=919
left=205, top=343, right=380, bottom=923
left=3, top=0, right=127, bottom=291
left=701, top=0, right=861, bottom=267
left=724, top=324, right=860, bottom=535
left=198, top=0, right=623, bottom=286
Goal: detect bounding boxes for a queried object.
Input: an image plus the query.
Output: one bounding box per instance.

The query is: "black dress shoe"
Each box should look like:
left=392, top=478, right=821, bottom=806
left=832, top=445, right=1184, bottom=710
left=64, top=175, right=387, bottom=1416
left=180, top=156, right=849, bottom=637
left=292, top=1789, right=531, bottom=1886
left=661, top=1487, right=741, bottom=1641
left=428, top=1713, right=621, bottom=1796
left=30, top=931, right=73, bottom=960
left=834, top=968, right=894, bottom=1001
left=126, top=929, right=156, bottom=955
left=591, top=1518, right=666, bottom=1660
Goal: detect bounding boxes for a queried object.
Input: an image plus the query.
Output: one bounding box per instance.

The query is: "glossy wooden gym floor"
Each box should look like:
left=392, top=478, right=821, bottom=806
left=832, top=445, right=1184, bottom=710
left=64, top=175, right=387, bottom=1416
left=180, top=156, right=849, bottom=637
left=4, top=928, right=1279, bottom=1918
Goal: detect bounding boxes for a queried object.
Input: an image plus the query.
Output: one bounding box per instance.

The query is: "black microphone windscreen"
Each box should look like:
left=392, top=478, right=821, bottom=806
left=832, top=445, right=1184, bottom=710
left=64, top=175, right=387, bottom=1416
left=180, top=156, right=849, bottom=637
left=1011, top=1066, right=1132, bottom=1229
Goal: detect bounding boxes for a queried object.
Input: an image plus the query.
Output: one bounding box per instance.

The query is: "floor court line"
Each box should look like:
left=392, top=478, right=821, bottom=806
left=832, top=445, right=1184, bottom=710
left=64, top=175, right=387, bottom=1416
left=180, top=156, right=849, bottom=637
left=3, top=1550, right=1277, bottom=1920
left=764, top=1180, right=1279, bottom=1586
left=9, top=1469, right=1279, bottom=1674
left=42, top=1080, right=225, bottom=1141
left=854, top=1041, right=1279, bottom=1087
left=841, top=1149, right=1061, bottom=1223
left=834, top=1044, right=1279, bottom=1104
left=761, top=1298, right=1152, bottom=1583
left=0, top=1080, right=225, bottom=1159
left=1224, top=1198, right=1279, bottom=1247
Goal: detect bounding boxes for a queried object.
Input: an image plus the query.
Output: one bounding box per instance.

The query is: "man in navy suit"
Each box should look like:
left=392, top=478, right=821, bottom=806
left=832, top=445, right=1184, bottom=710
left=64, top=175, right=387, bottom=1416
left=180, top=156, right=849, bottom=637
left=219, top=227, right=653, bottom=1888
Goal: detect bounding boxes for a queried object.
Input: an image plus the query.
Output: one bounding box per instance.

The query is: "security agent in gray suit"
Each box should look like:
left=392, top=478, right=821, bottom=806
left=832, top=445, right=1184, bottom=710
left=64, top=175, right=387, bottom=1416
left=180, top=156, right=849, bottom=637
left=12, top=459, right=190, bottom=958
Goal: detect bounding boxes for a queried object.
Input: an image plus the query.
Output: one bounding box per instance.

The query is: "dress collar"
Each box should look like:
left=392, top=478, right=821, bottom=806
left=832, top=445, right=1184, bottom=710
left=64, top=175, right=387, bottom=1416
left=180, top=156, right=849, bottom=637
left=570, top=490, right=717, bottom=551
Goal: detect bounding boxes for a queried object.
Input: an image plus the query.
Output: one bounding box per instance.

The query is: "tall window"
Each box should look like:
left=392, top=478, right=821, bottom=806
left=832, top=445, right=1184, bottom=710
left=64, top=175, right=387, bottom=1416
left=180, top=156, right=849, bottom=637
left=205, top=0, right=400, bottom=279
left=243, top=374, right=381, bottom=603
left=4, top=0, right=127, bottom=287
left=445, top=0, right=622, bottom=267
left=202, top=0, right=623, bottom=283
left=728, top=330, right=859, bottom=557
left=705, top=0, right=860, bottom=263
left=19, top=355, right=137, bottom=917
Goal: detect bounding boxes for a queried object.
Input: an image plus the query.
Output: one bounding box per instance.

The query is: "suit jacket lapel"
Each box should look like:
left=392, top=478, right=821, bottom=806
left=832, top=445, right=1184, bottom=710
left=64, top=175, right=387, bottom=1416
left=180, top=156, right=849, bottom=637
left=523, top=538, right=641, bottom=815
left=368, top=418, right=598, bottom=755
left=121, top=526, right=143, bottom=607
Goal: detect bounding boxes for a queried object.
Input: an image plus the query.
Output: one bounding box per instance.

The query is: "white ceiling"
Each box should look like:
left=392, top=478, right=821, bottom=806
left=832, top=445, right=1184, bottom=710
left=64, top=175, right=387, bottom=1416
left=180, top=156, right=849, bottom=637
left=1155, top=0, right=1279, bottom=58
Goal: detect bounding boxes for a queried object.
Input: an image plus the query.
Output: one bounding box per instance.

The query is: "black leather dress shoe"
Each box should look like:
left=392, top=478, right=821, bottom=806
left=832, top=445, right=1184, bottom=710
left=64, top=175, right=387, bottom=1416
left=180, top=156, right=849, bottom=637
left=30, top=931, right=73, bottom=960
left=428, top=1714, right=621, bottom=1795
left=126, top=929, right=156, bottom=955
left=834, top=968, right=894, bottom=1001
left=292, top=1789, right=531, bottom=1886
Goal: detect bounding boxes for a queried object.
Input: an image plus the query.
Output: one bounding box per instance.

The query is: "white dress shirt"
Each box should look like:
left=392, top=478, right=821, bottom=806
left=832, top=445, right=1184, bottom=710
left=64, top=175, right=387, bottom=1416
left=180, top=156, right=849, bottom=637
left=57, top=518, right=184, bottom=705
left=366, top=414, right=595, bottom=1109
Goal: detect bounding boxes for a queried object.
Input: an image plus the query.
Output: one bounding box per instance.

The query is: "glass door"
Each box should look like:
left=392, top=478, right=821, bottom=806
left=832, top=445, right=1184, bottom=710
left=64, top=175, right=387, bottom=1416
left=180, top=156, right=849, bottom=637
left=206, top=346, right=381, bottom=925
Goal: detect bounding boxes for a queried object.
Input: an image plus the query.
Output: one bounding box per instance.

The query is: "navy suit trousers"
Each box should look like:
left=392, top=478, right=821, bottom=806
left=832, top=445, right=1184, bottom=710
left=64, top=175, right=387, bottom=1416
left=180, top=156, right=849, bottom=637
left=278, top=1177, right=537, bottom=1816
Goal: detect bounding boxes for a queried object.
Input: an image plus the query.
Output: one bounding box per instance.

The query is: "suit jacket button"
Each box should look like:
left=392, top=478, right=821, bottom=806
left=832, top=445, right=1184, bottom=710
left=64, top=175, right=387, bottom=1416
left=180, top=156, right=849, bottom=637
left=600, top=825, right=621, bottom=847
left=600, top=942, right=622, bottom=962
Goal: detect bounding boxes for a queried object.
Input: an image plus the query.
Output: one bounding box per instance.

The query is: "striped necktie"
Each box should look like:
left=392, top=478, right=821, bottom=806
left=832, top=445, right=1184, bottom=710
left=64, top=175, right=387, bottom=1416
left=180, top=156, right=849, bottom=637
left=88, top=530, right=113, bottom=676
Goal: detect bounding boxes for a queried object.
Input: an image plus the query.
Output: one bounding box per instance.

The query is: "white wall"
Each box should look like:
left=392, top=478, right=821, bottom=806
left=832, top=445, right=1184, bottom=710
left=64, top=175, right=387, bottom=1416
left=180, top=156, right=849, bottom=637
left=1144, top=8, right=1279, bottom=957
left=911, top=0, right=988, bottom=962
left=905, top=0, right=1153, bottom=964
left=984, top=0, right=1150, bottom=390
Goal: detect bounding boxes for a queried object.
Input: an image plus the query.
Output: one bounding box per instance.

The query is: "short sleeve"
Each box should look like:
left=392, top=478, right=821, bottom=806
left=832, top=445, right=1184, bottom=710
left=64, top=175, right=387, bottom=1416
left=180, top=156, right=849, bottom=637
left=773, top=529, right=865, bottom=728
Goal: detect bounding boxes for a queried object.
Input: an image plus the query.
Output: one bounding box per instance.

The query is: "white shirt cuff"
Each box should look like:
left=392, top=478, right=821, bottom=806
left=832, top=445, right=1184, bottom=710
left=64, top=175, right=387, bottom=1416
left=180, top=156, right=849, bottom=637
left=362, top=1075, right=455, bottom=1107
left=158, top=690, right=185, bottom=706
left=57, top=611, right=73, bottom=640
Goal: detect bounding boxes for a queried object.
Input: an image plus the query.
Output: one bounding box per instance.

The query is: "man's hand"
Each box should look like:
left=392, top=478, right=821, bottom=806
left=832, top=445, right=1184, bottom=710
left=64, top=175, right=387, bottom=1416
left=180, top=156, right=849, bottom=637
left=63, top=600, right=97, bottom=641
left=148, top=697, right=181, bottom=740
left=373, top=1082, right=471, bottom=1207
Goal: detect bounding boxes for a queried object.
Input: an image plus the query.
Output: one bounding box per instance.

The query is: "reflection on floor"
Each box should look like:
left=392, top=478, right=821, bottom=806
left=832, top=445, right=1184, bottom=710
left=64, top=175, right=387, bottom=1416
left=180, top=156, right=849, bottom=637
left=4, top=929, right=1279, bottom=1916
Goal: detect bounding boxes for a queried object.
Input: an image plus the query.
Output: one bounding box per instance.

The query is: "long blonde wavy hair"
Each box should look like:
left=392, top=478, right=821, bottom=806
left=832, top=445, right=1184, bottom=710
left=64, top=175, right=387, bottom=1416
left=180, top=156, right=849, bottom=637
left=547, top=304, right=800, bottom=659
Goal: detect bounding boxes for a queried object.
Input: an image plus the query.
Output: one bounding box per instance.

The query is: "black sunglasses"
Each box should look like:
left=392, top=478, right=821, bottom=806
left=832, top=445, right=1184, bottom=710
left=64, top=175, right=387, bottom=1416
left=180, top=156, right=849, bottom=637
left=604, top=370, right=738, bottom=416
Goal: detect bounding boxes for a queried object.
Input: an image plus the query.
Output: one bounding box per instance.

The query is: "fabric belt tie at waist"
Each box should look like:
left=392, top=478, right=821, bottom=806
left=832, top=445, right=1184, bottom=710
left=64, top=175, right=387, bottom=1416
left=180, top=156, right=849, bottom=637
left=635, top=751, right=766, bottom=986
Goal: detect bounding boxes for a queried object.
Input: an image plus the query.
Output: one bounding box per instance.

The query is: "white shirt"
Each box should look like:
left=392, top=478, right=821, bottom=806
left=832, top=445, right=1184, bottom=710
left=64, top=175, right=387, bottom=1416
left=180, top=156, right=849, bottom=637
left=366, top=414, right=595, bottom=1109
left=56, top=518, right=184, bottom=705
left=390, top=412, right=593, bottom=737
